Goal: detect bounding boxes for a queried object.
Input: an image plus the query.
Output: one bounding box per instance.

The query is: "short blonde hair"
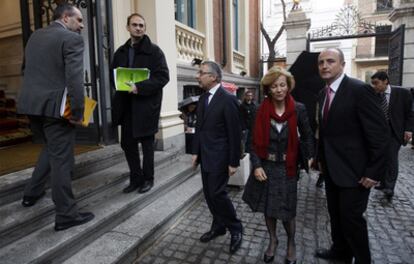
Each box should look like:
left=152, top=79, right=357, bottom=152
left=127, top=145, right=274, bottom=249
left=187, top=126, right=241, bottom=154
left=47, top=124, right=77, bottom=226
left=261, top=66, right=295, bottom=96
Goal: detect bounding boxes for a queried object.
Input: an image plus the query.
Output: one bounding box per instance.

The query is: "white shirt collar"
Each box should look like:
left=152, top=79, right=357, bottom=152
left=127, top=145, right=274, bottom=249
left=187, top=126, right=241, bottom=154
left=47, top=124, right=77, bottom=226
left=208, top=83, right=221, bottom=95
left=329, top=72, right=346, bottom=92
left=54, top=20, right=67, bottom=30
left=385, top=84, right=391, bottom=95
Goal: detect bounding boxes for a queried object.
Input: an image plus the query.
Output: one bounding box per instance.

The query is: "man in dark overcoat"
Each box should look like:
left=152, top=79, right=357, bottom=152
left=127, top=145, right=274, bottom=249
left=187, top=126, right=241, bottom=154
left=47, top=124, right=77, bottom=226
left=111, top=13, right=169, bottom=194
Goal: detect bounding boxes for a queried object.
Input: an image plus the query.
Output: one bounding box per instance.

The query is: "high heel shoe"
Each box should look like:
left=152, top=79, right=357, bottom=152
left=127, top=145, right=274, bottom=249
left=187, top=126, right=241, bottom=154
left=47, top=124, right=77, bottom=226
left=263, top=254, right=274, bottom=263
left=284, top=258, right=297, bottom=264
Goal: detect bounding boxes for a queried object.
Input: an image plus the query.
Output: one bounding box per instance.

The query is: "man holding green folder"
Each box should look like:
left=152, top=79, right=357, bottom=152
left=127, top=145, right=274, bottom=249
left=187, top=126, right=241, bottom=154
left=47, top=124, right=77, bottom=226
left=111, top=13, right=169, bottom=194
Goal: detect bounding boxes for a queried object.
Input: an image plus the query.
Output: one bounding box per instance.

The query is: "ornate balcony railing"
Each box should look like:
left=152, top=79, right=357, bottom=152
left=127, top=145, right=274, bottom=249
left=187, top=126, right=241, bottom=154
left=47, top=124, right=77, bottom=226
left=175, top=22, right=205, bottom=63
left=233, top=50, right=245, bottom=71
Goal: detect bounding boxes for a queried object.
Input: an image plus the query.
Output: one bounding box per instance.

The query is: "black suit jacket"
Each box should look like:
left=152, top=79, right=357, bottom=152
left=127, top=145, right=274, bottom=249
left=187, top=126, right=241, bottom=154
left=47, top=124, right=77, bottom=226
left=388, top=86, right=414, bottom=145
left=318, top=75, right=389, bottom=187
left=192, top=86, right=241, bottom=172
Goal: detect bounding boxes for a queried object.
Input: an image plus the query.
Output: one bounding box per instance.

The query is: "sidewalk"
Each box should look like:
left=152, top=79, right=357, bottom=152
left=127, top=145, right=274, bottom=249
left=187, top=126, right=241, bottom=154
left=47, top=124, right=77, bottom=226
left=137, top=146, right=414, bottom=264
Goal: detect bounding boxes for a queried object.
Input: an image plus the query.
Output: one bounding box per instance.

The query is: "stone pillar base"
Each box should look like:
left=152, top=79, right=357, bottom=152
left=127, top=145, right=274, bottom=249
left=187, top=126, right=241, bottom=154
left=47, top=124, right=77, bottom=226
left=155, top=111, right=185, bottom=151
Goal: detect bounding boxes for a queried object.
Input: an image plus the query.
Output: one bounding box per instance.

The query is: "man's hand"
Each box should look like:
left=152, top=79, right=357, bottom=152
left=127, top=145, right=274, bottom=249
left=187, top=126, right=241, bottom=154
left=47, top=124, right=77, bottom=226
left=69, top=118, right=83, bottom=126
left=308, top=158, right=314, bottom=170
left=191, top=155, right=198, bottom=169
left=254, top=167, right=267, bottom=181
left=228, top=166, right=237, bottom=176
left=126, top=82, right=138, bottom=94
left=404, top=131, right=412, bottom=144
left=359, top=177, right=378, bottom=189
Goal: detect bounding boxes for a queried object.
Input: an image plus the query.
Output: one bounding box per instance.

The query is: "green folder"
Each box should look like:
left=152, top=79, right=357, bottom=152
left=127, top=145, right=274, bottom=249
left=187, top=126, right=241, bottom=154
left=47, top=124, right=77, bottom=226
left=114, top=67, right=150, bottom=91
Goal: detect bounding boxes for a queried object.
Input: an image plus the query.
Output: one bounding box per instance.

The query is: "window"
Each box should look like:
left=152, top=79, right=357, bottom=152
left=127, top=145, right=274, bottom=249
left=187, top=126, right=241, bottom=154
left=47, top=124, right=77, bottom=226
left=375, top=25, right=392, bottom=57
left=377, top=0, right=392, bottom=11
left=175, top=0, right=196, bottom=28
left=233, top=0, right=239, bottom=51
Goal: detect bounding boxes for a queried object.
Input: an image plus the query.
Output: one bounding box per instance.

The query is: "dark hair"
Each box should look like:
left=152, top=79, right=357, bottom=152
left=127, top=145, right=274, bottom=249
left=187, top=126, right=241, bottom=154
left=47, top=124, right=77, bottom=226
left=200, top=60, right=222, bottom=83
left=371, top=71, right=389, bottom=82
left=53, top=3, right=76, bottom=20
left=127, top=13, right=146, bottom=26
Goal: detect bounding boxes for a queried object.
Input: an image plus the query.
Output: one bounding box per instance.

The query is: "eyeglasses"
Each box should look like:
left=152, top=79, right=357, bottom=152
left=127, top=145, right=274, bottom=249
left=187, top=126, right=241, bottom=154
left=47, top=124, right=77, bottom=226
left=130, top=23, right=145, bottom=28
left=197, top=71, right=212, bottom=76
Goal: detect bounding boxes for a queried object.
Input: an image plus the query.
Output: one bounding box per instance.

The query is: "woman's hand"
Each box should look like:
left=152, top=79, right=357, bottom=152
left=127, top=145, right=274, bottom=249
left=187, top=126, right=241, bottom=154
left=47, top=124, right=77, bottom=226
left=254, top=167, right=267, bottom=181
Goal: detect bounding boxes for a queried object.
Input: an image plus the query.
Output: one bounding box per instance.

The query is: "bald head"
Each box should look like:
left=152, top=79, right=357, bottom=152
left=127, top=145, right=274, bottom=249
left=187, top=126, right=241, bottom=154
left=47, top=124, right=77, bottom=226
left=318, top=48, right=345, bottom=85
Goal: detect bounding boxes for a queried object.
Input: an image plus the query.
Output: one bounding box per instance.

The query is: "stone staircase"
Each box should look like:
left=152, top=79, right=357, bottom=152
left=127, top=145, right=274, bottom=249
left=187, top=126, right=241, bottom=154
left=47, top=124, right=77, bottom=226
left=0, top=144, right=203, bottom=264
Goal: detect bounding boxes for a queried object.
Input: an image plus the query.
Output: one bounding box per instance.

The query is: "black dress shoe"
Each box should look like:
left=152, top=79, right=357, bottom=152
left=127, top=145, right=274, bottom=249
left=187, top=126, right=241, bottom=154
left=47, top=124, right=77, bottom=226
left=54, top=212, right=95, bottom=231
left=384, top=189, right=394, bottom=201
left=374, top=185, right=385, bottom=190
left=315, top=248, right=352, bottom=262
left=263, top=254, right=274, bottom=263
left=285, top=258, right=297, bottom=264
left=199, top=229, right=226, bottom=243
left=229, top=232, right=242, bottom=253
left=21, top=191, right=46, bottom=207
left=138, top=180, right=154, bottom=193
left=123, top=184, right=140, bottom=193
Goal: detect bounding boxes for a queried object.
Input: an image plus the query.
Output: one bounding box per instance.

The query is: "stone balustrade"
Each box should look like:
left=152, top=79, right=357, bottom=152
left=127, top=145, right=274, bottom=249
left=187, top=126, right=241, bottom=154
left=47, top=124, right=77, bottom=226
left=233, top=50, right=246, bottom=71
left=175, top=22, right=205, bottom=63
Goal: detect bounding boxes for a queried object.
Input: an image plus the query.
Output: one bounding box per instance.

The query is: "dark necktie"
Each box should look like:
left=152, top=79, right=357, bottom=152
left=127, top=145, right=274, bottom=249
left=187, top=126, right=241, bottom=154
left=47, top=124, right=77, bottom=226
left=203, top=92, right=211, bottom=116
left=322, top=86, right=332, bottom=124
left=379, top=92, right=389, bottom=121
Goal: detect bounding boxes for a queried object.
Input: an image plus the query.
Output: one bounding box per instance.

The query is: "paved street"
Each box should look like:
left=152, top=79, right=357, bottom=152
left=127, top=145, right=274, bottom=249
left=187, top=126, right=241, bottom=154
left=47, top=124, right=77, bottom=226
left=137, top=146, right=414, bottom=264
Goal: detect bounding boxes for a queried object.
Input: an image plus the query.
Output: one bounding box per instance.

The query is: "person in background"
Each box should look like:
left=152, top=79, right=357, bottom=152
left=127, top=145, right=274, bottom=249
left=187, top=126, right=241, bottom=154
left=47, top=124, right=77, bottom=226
left=243, top=66, right=314, bottom=264
left=370, top=71, right=414, bottom=201
left=240, top=90, right=257, bottom=153
left=111, top=13, right=169, bottom=194
left=181, top=102, right=197, bottom=154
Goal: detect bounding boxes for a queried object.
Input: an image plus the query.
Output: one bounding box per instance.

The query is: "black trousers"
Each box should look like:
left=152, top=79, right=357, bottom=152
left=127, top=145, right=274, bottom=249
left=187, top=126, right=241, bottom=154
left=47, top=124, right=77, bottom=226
left=201, top=170, right=242, bottom=234
left=26, top=116, right=80, bottom=223
left=120, top=117, right=155, bottom=186
left=324, top=175, right=371, bottom=264
left=383, top=136, right=401, bottom=192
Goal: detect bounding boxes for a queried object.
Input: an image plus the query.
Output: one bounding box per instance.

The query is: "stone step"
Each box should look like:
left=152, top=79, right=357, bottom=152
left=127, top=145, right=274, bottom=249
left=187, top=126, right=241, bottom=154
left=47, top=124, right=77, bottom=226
left=0, top=155, right=197, bottom=264
left=62, top=173, right=203, bottom=264
left=0, top=148, right=181, bottom=248
left=0, top=144, right=125, bottom=205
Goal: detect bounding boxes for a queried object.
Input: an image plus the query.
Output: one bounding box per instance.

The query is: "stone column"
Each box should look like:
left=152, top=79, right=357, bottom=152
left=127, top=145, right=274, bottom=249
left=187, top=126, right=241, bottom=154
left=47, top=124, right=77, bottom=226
left=389, top=1, right=414, bottom=86
left=135, top=0, right=184, bottom=150
left=283, top=9, right=311, bottom=68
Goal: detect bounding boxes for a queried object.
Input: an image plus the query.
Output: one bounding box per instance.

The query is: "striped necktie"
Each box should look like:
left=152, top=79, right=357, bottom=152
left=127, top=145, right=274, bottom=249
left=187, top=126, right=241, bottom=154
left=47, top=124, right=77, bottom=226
left=379, top=92, right=389, bottom=121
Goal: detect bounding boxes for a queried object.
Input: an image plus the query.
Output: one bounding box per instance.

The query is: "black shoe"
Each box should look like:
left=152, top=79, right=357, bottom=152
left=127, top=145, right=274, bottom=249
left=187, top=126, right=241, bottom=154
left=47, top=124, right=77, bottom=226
left=21, top=191, right=46, bottom=207
left=375, top=184, right=385, bottom=190
left=315, top=248, right=352, bottom=262
left=263, top=254, right=274, bottom=263
left=229, top=232, right=243, bottom=253
left=138, top=180, right=154, bottom=193
left=285, top=259, right=297, bottom=264
left=384, top=189, right=394, bottom=201
left=123, top=184, right=140, bottom=193
left=54, top=212, right=95, bottom=231
left=199, top=228, right=226, bottom=243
